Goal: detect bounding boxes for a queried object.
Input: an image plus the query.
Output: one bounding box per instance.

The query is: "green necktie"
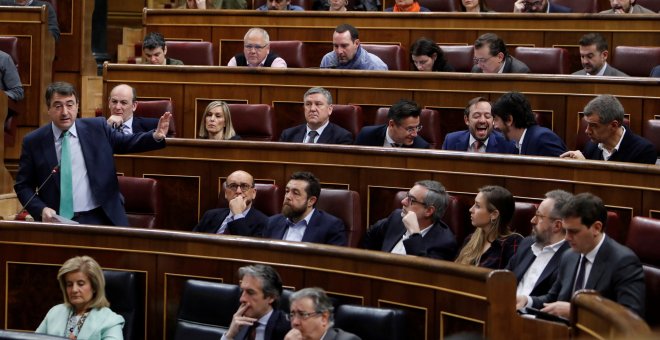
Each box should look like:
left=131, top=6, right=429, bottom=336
left=59, top=130, right=74, bottom=219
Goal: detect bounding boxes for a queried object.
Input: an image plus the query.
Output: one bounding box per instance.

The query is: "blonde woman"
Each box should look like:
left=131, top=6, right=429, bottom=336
left=36, top=256, right=124, bottom=339
left=198, top=101, right=241, bottom=140
left=455, top=186, right=523, bottom=269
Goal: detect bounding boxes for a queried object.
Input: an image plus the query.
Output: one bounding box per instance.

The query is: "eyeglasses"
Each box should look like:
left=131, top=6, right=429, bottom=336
left=534, top=211, right=557, bottom=221
left=288, top=311, right=321, bottom=320
left=226, top=183, right=253, bottom=191
left=405, top=194, right=427, bottom=206
left=399, top=124, right=423, bottom=134
left=473, top=55, right=495, bottom=64
left=244, top=44, right=268, bottom=51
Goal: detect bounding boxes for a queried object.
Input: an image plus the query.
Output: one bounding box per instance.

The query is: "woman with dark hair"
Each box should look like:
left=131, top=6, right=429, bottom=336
left=410, top=38, right=455, bottom=72
left=460, top=0, right=492, bottom=12
left=455, top=186, right=523, bottom=269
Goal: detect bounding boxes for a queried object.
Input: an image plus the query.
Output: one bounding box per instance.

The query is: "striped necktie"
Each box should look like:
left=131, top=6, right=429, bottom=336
left=59, top=130, right=74, bottom=218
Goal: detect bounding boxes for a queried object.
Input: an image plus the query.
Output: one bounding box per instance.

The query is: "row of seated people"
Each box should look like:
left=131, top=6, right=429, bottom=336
left=133, top=29, right=660, bottom=76
left=173, top=0, right=660, bottom=14
left=106, top=83, right=660, bottom=165
left=118, top=169, right=660, bottom=327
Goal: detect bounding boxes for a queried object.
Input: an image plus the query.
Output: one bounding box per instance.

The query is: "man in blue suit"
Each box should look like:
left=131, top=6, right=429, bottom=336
left=355, top=99, right=429, bottom=149
left=513, top=0, right=572, bottom=13
left=106, top=84, right=169, bottom=136
left=491, top=92, right=566, bottom=157
left=442, top=97, right=517, bottom=154
left=194, top=170, right=268, bottom=236
left=507, top=190, right=572, bottom=298
left=517, top=193, right=645, bottom=319
left=279, top=87, right=353, bottom=145
left=362, top=180, right=457, bottom=260
left=560, top=94, right=656, bottom=164
left=14, top=82, right=171, bottom=226
left=263, top=171, right=347, bottom=246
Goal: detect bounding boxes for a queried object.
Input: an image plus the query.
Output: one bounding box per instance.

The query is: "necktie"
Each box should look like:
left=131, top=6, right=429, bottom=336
left=306, top=130, right=318, bottom=143
left=247, top=322, right=258, bottom=340
left=470, top=140, right=482, bottom=152
left=573, top=255, right=587, bottom=293
left=217, top=214, right=233, bottom=234
left=390, top=142, right=402, bottom=147
left=59, top=131, right=74, bottom=219
left=120, top=124, right=130, bottom=135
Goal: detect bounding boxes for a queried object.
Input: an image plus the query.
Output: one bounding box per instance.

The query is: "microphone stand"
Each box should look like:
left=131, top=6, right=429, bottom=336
left=15, top=165, right=59, bottom=220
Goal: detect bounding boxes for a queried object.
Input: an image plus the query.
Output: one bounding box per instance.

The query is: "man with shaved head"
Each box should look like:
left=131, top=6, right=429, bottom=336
left=106, top=84, right=162, bottom=135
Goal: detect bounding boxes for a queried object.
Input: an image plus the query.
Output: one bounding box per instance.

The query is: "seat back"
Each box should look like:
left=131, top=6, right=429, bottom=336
left=511, top=201, right=537, bottom=237
left=173, top=280, right=241, bottom=340
left=486, top=0, right=515, bottom=12
left=217, top=182, right=283, bottom=217
left=330, top=104, right=364, bottom=139
left=253, top=0, right=313, bottom=10
left=278, top=288, right=294, bottom=314
left=375, top=107, right=440, bottom=148
left=625, top=216, right=660, bottom=267
left=635, top=0, right=660, bottom=12
left=643, top=119, right=660, bottom=158
left=134, top=100, right=176, bottom=137
left=438, top=45, right=474, bottom=72
left=552, top=0, right=598, bottom=12
left=316, top=188, right=362, bottom=247
left=513, top=47, right=571, bottom=74
left=0, top=36, right=19, bottom=66
left=643, top=265, right=660, bottom=328
left=228, top=104, right=276, bottom=141
left=269, top=40, right=306, bottom=68
left=334, top=305, right=407, bottom=340
left=361, top=44, right=407, bottom=71
left=612, top=46, right=660, bottom=77
left=118, top=176, right=162, bottom=228
left=163, top=41, right=215, bottom=65
left=417, top=0, right=460, bottom=11
left=104, top=270, right=142, bottom=340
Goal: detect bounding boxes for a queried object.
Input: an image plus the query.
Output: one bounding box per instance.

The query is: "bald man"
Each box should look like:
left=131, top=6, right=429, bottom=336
left=194, top=170, right=268, bottom=237
left=106, top=84, right=160, bottom=135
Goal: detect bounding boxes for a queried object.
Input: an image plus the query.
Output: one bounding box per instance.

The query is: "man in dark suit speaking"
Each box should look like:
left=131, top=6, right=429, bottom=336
left=263, top=171, right=347, bottom=246
left=279, top=87, right=353, bottom=145
left=194, top=170, right=268, bottom=236
left=516, top=193, right=645, bottom=318
left=14, top=82, right=171, bottom=226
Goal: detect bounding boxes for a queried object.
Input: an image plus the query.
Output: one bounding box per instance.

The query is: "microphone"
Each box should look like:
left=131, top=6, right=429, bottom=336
left=15, top=165, right=60, bottom=219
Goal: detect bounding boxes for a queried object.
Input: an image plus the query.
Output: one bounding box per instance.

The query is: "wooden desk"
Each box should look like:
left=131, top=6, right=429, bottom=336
left=102, top=64, right=660, bottom=150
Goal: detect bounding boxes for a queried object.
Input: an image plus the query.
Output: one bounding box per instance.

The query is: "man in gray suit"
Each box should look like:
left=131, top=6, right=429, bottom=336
left=516, top=193, right=645, bottom=319
left=284, top=288, right=360, bottom=340
left=599, top=0, right=655, bottom=14
left=471, top=33, right=530, bottom=74
left=572, top=33, right=628, bottom=76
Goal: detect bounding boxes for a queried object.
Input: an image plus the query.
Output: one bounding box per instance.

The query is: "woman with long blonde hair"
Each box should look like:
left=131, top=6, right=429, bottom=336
left=198, top=101, right=241, bottom=140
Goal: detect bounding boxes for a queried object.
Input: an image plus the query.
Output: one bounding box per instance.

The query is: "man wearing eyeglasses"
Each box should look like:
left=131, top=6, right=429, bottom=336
left=513, top=0, right=571, bottom=13
left=362, top=180, right=457, bottom=260
left=354, top=99, right=429, bottom=149
left=471, top=33, right=530, bottom=74
left=228, top=28, right=287, bottom=68
left=193, top=170, right=268, bottom=236
left=507, top=190, right=572, bottom=301
left=284, top=288, right=360, bottom=340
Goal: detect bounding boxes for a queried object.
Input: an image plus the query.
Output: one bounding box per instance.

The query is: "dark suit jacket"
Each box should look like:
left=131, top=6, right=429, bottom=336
left=14, top=117, right=166, bottom=226
left=471, top=55, right=530, bottom=74
left=193, top=207, right=268, bottom=237
left=571, top=64, right=629, bottom=77
left=548, top=2, right=572, bottom=13
left=531, top=236, right=645, bottom=317
left=263, top=209, right=347, bottom=246
left=234, top=309, right=290, bottom=340
left=520, top=125, right=566, bottom=157
left=582, top=127, right=657, bottom=164
left=131, top=116, right=159, bottom=134
left=321, top=328, right=361, bottom=340
left=441, top=130, right=518, bottom=154
left=362, top=210, right=457, bottom=260
left=354, top=124, right=430, bottom=149
left=279, top=123, right=353, bottom=144
left=506, top=236, right=570, bottom=297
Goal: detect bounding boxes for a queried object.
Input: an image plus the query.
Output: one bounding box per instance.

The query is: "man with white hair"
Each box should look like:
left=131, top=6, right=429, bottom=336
left=228, top=28, right=287, bottom=68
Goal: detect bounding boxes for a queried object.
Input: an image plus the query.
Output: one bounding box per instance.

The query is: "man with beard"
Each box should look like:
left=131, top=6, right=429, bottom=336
left=262, top=172, right=347, bottom=246
left=571, top=33, right=628, bottom=77
left=362, top=180, right=457, bottom=260
left=194, top=170, right=268, bottom=236
left=442, top=97, right=517, bottom=154
left=320, top=24, right=387, bottom=70
left=355, top=99, right=429, bottom=149
left=223, top=264, right=290, bottom=340
left=507, top=190, right=572, bottom=299
left=600, top=0, right=655, bottom=14
left=491, top=92, right=566, bottom=157
left=513, top=0, right=571, bottom=13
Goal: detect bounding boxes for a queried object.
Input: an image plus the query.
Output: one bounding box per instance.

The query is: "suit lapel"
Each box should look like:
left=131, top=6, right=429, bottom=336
left=457, top=131, right=470, bottom=151
left=515, top=247, right=536, bottom=281
left=301, top=210, right=319, bottom=242
left=585, top=237, right=611, bottom=289
left=42, top=128, right=61, bottom=190
left=317, top=124, right=331, bottom=143
left=213, top=209, right=231, bottom=234
left=534, top=242, right=568, bottom=289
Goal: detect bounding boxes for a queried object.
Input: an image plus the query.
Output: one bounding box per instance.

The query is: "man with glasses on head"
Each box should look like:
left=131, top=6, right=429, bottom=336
left=571, top=33, right=628, bottom=77
left=228, top=28, right=287, bottom=68
left=513, top=0, right=571, bottom=13
left=507, top=190, right=572, bottom=299
left=257, top=0, right=304, bottom=11
left=560, top=95, right=655, bottom=164
left=194, top=170, right=268, bottom=236
left=471, top=33, right=530, bottom=74
left=355, top=99, right=429, bottom=149
left=284, top=287, right=360, bottom=340
left=362, top=180, right=457, bottom=260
